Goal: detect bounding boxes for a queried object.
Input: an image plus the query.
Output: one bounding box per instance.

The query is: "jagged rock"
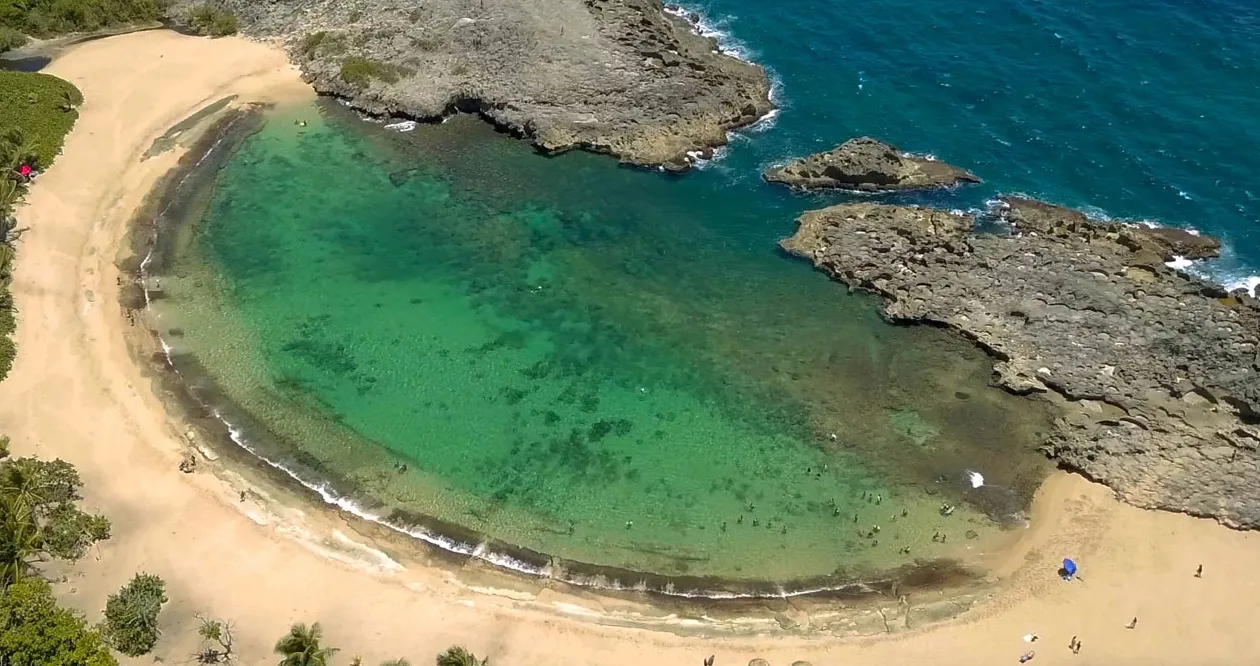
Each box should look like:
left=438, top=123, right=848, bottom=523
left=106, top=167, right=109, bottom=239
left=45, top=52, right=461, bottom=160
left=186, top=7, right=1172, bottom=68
left=763, top=137, right=980, bottom=192
left=781, top=198, right=1260, bottom=528
left=999, top=197, right=1221, bottom=261
left=169, top=0, right=773, bottom=170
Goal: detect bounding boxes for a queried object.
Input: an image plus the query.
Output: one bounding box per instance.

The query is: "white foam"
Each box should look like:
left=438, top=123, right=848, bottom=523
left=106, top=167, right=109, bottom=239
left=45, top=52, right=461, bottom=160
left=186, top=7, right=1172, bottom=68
left=664, top=4, right=755, bottom=64
left=967, top=471, right=985, bottom=489
left=1225, top=275, right=1260, bottom=295
left=663, top=3, right=783, bottom=162
left=1166, top=255, right=1194, bottom=270
left=383, top=120, right=417, bottom=133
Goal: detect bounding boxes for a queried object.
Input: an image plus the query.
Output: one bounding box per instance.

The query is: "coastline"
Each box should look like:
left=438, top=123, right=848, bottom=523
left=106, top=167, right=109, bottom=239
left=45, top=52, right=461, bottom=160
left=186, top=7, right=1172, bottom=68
left=4, top=28, right=1260, bottom=666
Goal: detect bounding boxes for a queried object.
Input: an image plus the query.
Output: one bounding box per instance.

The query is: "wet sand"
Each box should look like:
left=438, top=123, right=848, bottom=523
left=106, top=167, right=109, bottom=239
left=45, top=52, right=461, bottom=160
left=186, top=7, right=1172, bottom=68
left=3, top=28, right=1260, bottom=666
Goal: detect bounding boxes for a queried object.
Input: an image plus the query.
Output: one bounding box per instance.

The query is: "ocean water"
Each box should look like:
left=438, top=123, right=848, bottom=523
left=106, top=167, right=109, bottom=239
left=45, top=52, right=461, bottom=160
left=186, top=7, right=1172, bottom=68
left=686, top=0, right=1260, bottom=286
left=150, top=0, right=1259, bottom=586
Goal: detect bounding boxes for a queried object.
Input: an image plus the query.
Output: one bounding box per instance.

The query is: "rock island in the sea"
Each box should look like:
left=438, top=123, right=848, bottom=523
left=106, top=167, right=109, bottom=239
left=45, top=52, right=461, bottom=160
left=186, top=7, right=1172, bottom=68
left=764, top=137, right=980, bottom=191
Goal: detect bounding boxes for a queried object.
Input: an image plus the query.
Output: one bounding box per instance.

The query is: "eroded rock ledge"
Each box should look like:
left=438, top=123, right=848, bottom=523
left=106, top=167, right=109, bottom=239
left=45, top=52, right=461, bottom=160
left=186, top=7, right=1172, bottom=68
left=764, top=137, right=980, bottom=192
left=176, top=0, right=774, bottom=170
left=782, top=197, right=1260, bottom=528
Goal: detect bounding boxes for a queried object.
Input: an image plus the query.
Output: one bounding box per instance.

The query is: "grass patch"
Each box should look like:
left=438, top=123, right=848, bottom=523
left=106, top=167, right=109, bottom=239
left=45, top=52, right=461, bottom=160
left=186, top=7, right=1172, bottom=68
left=339, top=56, right=402, bottom=86
left=0, top=71, right=82, bottom=169
left=0, top=0, right=164, bottom=43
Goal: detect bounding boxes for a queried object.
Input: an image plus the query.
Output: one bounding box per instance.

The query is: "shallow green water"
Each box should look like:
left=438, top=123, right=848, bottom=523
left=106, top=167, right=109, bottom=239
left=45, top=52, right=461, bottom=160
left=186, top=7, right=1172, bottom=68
left=153, top=102, right=1051, bottom=583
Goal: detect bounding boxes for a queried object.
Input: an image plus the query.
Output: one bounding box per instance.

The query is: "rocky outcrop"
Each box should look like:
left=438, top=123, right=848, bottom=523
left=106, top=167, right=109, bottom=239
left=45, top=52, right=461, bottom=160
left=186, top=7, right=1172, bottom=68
left=763, top=137, right=980, bottom=192
left=782, top=198, right=1260, bottom=528
left=170, top=0, right=774, bottom=170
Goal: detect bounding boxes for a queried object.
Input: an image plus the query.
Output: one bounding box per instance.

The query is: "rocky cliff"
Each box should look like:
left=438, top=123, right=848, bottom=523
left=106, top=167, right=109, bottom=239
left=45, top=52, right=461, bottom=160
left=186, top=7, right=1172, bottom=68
left=764, top=137, right=980, bottom=192
left=782, top=198, right=1260, bottom=528
left=173, top=0, right=774, bottom=170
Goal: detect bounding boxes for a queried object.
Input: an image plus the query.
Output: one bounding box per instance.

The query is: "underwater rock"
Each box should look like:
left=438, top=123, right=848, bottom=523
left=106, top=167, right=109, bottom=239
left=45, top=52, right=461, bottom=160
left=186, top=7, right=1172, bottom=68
left=763, top=137, right=980, bottom=192
left=168, top=0, right=774, bottom=170
left=781, top=198, right=1260, bottom=528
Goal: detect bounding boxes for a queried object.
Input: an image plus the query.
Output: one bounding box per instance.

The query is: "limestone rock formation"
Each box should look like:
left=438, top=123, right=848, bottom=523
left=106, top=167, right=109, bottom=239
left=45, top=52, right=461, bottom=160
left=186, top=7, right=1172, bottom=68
left=763, top=137, right=980, bottom=191
left=781, top=198, right=1260, bottom=528
left=170, top=0, right=774, bottom=170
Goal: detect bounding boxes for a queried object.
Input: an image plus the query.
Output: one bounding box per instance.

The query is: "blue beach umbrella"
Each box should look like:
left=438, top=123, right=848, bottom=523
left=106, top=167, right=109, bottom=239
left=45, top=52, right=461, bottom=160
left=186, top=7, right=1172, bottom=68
left=1062, top=558, right=1078, bottom=578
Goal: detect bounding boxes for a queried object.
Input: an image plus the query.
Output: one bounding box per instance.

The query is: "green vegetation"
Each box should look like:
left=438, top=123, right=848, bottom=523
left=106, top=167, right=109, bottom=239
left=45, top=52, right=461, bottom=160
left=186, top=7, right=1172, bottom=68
left=187, top=3, right=238, bottom=37
left=274, top=622, right=339, bottom=666
left=102, top=572, right=167, bottom=656
left=0, top=0, right=164, bottom=44
left=300, top=30, right=327, bottom=56
left=339, top=56, right=401, bottom=87
left=0, top=72, right=82, bottom=168
left=0, top=450, right=114, bottom=664
left=0, top=578, right=117, bottom=666
left=0, top=456, right=111, bottom=588
left=436, top=646, right=487, bottom=666
left=380, top=660, right=412, bottom=666
left=192, top=615, right=235, bottom=664
left=0, top=25, right=26, bottom=51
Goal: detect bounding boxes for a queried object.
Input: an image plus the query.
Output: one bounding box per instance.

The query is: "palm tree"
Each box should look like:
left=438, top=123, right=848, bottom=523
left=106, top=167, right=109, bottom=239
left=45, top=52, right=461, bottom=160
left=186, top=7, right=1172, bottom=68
left=273, top=622, right=339, bottom=666
left=436, top=646, right=485, bottom=666
left=381, top=660, right=412, bottom=666
left=0, top=495, right=42, bottom=589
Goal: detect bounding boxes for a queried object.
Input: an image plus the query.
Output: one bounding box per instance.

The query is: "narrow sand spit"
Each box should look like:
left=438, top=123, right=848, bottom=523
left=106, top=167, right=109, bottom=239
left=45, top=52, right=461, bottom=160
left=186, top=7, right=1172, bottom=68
left=3, top=29, right=1260, bottom=666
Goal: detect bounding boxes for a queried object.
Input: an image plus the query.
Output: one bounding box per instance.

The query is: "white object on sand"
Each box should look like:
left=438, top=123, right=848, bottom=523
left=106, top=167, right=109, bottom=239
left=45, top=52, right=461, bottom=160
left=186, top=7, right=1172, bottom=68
left=967, top=470, right=985, bottom=489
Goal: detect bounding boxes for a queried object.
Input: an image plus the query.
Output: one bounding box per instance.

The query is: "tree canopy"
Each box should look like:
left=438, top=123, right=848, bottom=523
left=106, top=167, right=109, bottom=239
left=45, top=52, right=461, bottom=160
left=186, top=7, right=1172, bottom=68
left=0, top=577, right=117, bottom=666
left=0, top=456, right=111, bottom=588
left=274, top=622, right=339, bottom=666
left=102, top=572, right=167, bottom=656
left=436, top=646, right=486, bottom=666
left=0, top=0, right=164, bottom=43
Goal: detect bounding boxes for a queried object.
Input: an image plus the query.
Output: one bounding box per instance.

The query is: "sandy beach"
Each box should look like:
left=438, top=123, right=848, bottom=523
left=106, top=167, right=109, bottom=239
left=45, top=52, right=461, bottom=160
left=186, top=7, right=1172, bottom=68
left=3, top=29, right=1260, bottom=666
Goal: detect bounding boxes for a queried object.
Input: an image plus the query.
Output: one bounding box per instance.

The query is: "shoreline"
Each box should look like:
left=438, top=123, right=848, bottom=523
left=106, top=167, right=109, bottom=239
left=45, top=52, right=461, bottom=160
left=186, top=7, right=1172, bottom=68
left=5, top=28, right=1260, bottom=666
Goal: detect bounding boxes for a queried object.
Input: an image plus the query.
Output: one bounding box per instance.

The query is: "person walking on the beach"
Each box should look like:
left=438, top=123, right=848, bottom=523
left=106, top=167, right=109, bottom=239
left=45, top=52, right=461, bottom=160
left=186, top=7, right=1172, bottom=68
left=1196, top=564, right=1203, bottom=578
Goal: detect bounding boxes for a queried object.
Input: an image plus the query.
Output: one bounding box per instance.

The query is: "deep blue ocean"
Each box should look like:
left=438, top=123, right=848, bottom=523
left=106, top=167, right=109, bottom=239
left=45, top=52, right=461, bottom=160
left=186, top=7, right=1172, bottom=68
left=682, top=0, right=1260, bottom=289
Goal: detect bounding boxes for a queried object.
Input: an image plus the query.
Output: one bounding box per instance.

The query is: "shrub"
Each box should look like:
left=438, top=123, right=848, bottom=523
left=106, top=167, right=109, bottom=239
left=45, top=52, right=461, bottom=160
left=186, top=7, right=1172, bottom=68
left=209, top=11, right=237, bottom=36
left=0, top=27, right=27, bottom=53
left=187, top=4, right=239, bottom=37
left=339, top=56, right=401, bottom=87
left=0, top=578, right=117, bottom=666
left=300, top=31, right=328, bottom=56
left=102, top=573, right=167, bottom=656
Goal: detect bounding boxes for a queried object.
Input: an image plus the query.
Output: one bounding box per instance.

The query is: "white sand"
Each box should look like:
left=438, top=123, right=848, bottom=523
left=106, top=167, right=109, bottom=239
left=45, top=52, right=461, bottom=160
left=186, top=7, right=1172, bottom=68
left=3, top=29, right=1260, bottom=666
